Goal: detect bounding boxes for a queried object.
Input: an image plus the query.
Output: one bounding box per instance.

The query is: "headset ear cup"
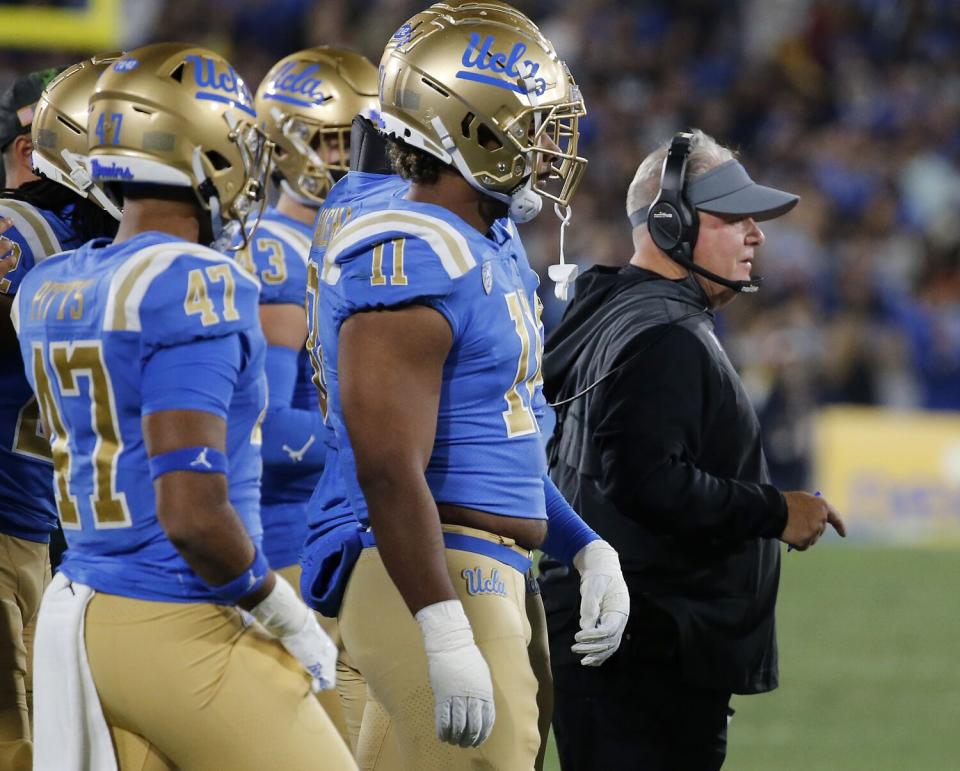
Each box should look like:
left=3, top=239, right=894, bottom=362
left=647, top=200, right=682, bottom=253
left=680, top=200, right=698, bottom=254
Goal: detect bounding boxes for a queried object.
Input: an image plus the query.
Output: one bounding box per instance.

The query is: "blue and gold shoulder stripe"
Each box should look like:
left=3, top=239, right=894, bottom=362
left=0, top=199, right=63, bottom=262
left=321, top=209, right=478, bottom=285
left=101, top=242, right=260, bottom=346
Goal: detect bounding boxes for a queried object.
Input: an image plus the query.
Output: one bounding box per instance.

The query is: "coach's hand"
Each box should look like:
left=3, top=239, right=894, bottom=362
left=416, top=599, right=495, bottom=747
left=780, top=491, right=846, bottom=551
left=249, top=573, right=338, bottom=691
left=572, top=540, right=630, bottom=666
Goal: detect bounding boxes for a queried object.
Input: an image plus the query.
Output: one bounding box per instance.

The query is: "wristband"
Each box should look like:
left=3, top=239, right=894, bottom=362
left=210, top=545, right=270, bottom=605
left=148, top=446, right=227, bottom=479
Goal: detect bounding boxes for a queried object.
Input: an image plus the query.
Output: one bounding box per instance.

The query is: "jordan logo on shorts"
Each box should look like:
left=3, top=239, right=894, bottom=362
left=462, top=567, right=506, bottom=597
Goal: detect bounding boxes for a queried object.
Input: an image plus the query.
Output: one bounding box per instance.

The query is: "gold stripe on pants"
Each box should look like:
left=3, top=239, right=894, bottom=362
left=340, top=524, right=541, bottom=771
left=84, top=592, right=357, bottom=770
left=0, top=532, right=49, bottom=771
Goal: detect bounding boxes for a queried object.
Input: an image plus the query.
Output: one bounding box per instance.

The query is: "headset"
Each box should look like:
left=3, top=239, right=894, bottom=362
left=645, top=131, right=760, bottom=294
left=547, top=132, right=757, bottom=410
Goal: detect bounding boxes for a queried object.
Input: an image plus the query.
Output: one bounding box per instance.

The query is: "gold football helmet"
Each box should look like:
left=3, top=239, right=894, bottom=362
left=32, top=54, right=124, bottom=220
left=88, top=42, right=272, bottom=247
left=256, top=46, right=379, bottom=205
left=379, top=1, right=586, bottom=221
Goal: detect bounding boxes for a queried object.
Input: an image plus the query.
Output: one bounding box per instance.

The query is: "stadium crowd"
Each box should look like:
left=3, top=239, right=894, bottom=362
left=0, top=2, right=901, bottom=769
left=3, top=0, right=959, bottom=488
left=74, top=0, right=959, bottom=490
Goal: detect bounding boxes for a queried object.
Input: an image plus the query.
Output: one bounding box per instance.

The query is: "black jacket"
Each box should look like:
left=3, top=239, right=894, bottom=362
left=542, top=265, right=787, bottom=694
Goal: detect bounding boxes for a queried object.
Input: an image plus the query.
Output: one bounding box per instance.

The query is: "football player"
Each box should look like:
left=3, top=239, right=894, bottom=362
left=13, top=43, right=355, bottom=770
left=0, top=58, right=120, bottom=771
left=236, top=45, right=379, bottom=746
left=304, top=3, right=629, bottom=768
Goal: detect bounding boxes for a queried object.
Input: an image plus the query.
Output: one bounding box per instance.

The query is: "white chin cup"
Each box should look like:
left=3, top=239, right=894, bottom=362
left=509, top=186, right=542, bottom=223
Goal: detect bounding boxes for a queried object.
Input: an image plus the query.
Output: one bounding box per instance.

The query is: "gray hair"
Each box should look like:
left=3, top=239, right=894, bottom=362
left=625, top=129, right=737, bottom=225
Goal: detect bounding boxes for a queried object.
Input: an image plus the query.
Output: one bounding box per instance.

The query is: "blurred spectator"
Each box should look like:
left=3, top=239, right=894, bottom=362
left=0, top=0, right=957, bottom=489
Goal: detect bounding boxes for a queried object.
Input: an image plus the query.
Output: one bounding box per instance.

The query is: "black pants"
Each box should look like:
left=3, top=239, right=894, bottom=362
left=543, top=569, right=732, bottom=771
left=552, top=662, right=732, bottom=771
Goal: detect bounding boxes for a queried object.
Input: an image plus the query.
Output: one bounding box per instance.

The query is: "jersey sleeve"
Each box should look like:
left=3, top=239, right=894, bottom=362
left=242, top=228, right=309, bottom=306
left=112, top=245, right=261, bottom=351
left=321, top=210, right=477, bottom=335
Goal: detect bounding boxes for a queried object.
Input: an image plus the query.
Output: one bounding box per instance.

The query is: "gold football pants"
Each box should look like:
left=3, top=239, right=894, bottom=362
left=84, top=592, right=357, bottom=770
left=0, top=532, right=49, bottom=771
left=340, top=524, right=541, bottom=771
left=277, top=562, right=357, bottom=750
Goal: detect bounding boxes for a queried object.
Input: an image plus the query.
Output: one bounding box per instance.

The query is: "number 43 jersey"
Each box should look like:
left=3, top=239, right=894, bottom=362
left=12, top=232, right=266, bottom=602
left=310, top=172, right=548, bottom=525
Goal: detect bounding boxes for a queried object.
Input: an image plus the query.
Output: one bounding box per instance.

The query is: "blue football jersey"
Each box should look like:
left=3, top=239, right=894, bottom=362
left=302, top=176, right=409, bottom=547
left=0, top=198, right=86, bottom=542
left=236, top=207, right=325, bottom=568
left=308, top=172, right=548, bottom=526
left=12, top=232, right=266, bottom=602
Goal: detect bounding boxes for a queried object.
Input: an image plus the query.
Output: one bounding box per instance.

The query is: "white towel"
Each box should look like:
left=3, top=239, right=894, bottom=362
left=33, top=572, right=117, bottom=771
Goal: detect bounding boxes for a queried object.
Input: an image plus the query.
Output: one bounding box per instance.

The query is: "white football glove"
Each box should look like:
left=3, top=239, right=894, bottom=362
left=415, top=599, right=495, bottom=748
left=249, top=573, right=337, bottom=691
left=571, top=540, right=630, bottom=666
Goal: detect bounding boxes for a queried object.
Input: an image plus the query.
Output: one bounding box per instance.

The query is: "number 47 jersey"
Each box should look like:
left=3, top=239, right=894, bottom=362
left=310, top=172, right=548, bottom=526
left=11, top=232, right=267, bottom=602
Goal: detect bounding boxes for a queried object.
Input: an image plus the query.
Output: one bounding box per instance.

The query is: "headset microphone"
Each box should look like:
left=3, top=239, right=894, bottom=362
left=644, top=132, right=762, bottom=294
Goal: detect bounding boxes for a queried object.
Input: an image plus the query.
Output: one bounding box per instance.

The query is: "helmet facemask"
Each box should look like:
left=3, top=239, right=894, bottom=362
left=269, top=108, right=351, bottom=204
left=199, top=109, right=273, bottom=252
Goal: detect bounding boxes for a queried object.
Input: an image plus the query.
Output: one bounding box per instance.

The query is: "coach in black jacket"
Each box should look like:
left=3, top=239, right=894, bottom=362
left=541, top=130, right=845, bottom=771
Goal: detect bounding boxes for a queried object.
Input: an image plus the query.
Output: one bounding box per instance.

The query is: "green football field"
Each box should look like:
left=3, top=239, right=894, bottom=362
left=543, top=545, right=960, bottom=770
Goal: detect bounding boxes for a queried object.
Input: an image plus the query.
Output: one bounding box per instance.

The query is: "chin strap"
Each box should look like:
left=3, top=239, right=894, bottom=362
left=508, top=178, right=542, bottom=224
left=191, top=145, right=227, bottom=250
left=429, top=115, right=544, bottom=224
left=58, top=149, right=123, bottom=221
left=548, top=202, right=578, bottom=300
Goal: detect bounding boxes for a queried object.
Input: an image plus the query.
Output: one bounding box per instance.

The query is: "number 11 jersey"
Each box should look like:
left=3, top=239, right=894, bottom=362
left=310, top=172, right=548, bottom=526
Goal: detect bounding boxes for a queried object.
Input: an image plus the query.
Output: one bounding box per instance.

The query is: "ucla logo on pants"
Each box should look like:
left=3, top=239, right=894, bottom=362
left=462, top=567, right=507, bottom=598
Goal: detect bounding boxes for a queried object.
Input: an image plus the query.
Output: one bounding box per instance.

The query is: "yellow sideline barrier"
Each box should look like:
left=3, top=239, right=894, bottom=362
left=813, top=406, right=960, bottom=545
left=0, top=0, right=121, bottom=51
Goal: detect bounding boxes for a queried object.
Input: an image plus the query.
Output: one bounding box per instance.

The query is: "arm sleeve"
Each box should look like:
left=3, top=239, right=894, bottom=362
left=540, top=474, right=599, bottom=565
left=259, top=344, right=326, bottom=470
left=594, top=325, right=787, bottom=541
left=141, top=335, right=243, bottom=418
